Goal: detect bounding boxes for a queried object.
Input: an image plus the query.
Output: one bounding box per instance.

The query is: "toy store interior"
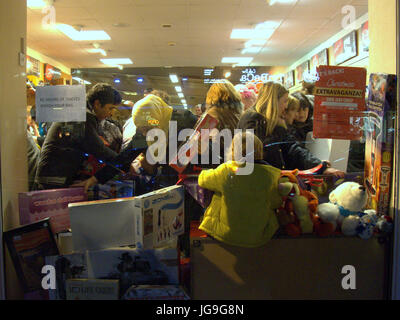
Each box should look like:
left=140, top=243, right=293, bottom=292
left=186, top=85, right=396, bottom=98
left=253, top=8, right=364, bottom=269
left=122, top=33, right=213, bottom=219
left=0, top=0, right=399, bottom=301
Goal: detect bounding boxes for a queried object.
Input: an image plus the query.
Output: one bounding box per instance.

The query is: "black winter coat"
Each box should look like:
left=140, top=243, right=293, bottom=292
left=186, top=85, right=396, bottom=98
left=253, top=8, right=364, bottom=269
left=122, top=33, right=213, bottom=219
left=237, top=108, right=322, bottom=171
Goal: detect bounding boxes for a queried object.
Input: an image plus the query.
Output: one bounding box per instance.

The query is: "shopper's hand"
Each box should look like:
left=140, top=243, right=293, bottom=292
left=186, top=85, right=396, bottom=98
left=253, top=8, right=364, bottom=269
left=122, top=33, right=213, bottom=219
left=70, top=176, right=98, bottom=194
left=323, top=167, right=345, bottom=178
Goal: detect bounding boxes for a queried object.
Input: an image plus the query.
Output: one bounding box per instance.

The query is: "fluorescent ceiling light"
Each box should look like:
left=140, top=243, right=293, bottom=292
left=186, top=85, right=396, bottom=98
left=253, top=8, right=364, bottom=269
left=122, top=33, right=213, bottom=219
left=175, top=86, right=182, bottom=93
left=183, top=104, right=188, bottom=107
left=72, top=77, right=91, bottom=85
left=56, top=24, right=111, bottom=41
left=169, top=74, right=179, bottom=83
left=244, top=39, right=267, bottom=48
left=255, top=21, right=281, bottom=30
left=27, top=0, right=50, bottom=9
left=87, top=48, right=107, bottom=56
left=181, top=99, right=187, bottom=104
left=221, top=57, right=253, bottom=66
left=231, top=28, right=275, bottom=40
left=268, top=0, right=295, bottom=5
left=100, top=58, right=133, bottom=65
left=241, top=47, right=262, bottom=54
left=177, top=93, right=184, bottom=98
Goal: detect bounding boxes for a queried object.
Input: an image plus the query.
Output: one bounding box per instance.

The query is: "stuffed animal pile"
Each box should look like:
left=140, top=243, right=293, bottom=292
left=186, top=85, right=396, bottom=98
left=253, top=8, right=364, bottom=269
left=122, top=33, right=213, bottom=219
left=316, top=181, right=393, bottom=239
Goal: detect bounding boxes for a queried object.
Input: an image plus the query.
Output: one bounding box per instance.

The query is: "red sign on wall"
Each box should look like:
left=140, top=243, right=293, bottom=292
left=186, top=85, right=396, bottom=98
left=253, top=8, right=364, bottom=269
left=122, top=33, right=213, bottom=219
left=313, top=65, right=367, bottom=140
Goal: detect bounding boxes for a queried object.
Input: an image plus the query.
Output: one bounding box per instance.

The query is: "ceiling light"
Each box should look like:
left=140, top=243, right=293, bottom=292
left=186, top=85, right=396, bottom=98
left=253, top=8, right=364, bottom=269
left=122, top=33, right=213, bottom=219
left=114, top=78, right=121, bottom=84
left=221, top=57, right=253, bottom=66
left=255, top=21, right=281, bottom=30
left=183, top=104, right=188, bottom=107
left=245, top=39, right=267, bottom=48
left=87, top=48, right=107, bottom=56
left=72, top=77, right=91, bottom=85
left=230, top=28, right=275, bottom=40
left=175, top=86, right=182, bottom=93
left=56, top=24, right=111, bottom=41
left=182, top=77, right=188, bottom=81
left=181, top=99, right=187, bottom=104
left=100, top=58, right=133, bottom=65
left=177, top=93, right=184, bottom=98
left=241, top=47, right=262, bottom=54
left=137, top=77, right=144, bottom=83
left=27, top=0, right=53, bottom=9
left=169, top=74, right=179, bottom=83
left=224, top=72, right=231, bottom=78
left=267, top=0, right=295, bottom=5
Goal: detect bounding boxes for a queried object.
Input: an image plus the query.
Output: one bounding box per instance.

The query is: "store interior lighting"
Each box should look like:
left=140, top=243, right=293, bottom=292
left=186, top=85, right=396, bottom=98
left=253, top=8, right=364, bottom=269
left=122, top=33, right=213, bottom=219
left=175, top=86, right=182, bottom=93
left=56, top=24, right=111, bottom=41
left=169, top=74, right=179, bottom=83
left=27, top=0, right=53, bottom=9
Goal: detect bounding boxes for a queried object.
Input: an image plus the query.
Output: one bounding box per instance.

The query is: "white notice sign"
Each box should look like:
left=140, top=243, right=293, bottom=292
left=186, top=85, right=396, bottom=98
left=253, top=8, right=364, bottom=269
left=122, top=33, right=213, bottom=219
left=36, top=85, right=86, bottom=122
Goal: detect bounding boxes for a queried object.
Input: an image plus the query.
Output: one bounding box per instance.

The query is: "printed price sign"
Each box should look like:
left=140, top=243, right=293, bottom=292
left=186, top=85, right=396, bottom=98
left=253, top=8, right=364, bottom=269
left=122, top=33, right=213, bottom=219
left=36, top=85, right=86, bottom=122
left=313, top=65, right=367, bottom=140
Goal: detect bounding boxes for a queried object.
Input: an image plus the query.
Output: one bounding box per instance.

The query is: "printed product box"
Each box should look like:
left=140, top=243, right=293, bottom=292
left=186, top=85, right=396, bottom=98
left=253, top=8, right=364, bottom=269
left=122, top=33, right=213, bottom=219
left=65, top=279, right=119, bottom=300
left=19, top=187, right=87, bottom=234
left=364, top=73, right=397, bottom=216
left=123, top=285, right=190, bottom=300
left=87, top=179, right=134, bottom=201
left=134, top=185, right=184, bottom=249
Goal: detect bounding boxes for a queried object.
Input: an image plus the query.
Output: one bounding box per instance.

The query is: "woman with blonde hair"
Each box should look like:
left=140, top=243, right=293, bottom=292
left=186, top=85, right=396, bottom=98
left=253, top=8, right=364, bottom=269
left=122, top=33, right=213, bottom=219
left=238, top=81, right=344, bottom=176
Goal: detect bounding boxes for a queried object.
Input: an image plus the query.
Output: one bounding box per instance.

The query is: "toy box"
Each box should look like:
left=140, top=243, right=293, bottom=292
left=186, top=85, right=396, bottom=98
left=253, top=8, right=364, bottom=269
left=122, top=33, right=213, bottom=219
left=87, top=179, right=134, bottom=201
left=19, top=187, right=87, bottom=234
left=134, top=185, right=184, bottom=249
left=123, top=285, right=190, bottom=300
left=364, top=73, right=397, bottom=216
left=69, top=197, right=137, bottom=252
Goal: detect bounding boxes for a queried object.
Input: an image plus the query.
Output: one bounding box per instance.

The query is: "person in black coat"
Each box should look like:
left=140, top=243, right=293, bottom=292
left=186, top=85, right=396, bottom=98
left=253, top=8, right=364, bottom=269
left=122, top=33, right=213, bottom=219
left=237, top=81, right=344, bottom=176
left=34, top=83, right=146, bottom=190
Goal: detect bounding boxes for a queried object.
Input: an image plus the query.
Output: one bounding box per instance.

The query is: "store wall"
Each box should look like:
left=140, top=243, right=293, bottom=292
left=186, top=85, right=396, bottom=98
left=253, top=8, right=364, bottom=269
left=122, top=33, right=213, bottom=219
left=368, top=0, right=396, bottom=74
left=0, top=1, right=28, bottom=299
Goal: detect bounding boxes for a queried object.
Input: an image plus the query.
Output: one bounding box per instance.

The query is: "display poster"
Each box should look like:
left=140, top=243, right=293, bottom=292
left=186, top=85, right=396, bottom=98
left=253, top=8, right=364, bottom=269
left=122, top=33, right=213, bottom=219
left=284, top=70, right=294, bottom=88
left=360, top=21, right=369, bottom=53
left=310, top=49, right=329, bottom=72
left=296, top=60, right=309, bottom=83
left=313, top=65, right=367, bottom=140
left=44, top=63, right=61, bottom=81
left=26, top=56, right=41, bottom=77
left=36, top=85, right=86, bottom=122
left=332, top=31, right=357, bottom=65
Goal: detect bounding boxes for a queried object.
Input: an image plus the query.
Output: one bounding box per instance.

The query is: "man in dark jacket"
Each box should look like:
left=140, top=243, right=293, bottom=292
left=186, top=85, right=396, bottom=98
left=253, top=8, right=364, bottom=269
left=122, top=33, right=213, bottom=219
left=35, top=83, right=145, bottom=190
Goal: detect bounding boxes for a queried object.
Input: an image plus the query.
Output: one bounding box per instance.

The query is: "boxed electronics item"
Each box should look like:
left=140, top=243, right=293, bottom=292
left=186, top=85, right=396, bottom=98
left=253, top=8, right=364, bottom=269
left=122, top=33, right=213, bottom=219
left=134, top=185, right=184, bottom=249
left=69, top=185, right=184, bottom=251
left=86, top=247, right=179, bottom=298
left=87, top=179, right=134, bottom=201
left=45, top=252, right=88, bottom=300
left=69, top=197, right=137, bottom=252
left=19, top=187, right=87, bottom=234
left=364, top=73, right=397, bottom=216
left=123, top=285, right=190, bottom=300
left=65, top=279, right=119, bottom=300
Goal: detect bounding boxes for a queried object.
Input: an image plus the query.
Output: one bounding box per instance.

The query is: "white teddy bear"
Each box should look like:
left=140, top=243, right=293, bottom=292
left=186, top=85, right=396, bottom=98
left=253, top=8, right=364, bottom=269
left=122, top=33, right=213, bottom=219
left=317, top=182, right=379, bottom=239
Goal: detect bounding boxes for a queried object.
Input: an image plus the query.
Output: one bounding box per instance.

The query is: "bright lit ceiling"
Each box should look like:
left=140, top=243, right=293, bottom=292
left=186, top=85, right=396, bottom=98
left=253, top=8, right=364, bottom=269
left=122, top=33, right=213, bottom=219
left=27, top=0, right=368, bottom=69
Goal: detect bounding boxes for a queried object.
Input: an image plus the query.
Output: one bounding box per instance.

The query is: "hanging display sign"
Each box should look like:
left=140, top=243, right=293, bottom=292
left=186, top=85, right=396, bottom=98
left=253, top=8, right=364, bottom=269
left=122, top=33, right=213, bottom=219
left=313, top=65, right=367, bottom=140
left=332, top=31, right=358, bottom=65
left=310, top=49, right=329, bottom=72
left=26, top=56, right=41, bottom=77
left=296, top=60, right=309, bottom=83
left=360, top=21, right=369, bottom=53
left=36, top=85, right=87, bottom=122
left=44, top=63, right=62, bottom=81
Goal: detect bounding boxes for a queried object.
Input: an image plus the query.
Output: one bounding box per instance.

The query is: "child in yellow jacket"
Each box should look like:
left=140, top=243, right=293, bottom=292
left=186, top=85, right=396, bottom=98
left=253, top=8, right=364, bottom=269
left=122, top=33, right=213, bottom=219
left=198, top=131, right=283, bottom=247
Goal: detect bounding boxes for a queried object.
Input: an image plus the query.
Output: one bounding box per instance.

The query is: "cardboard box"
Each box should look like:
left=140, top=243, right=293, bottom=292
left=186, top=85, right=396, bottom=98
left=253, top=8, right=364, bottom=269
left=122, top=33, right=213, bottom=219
left=66, top=279, right=119, bottom=300
left=87, top=180, right=134, bottom=201
left=134, top=185, right=184, bottom=249
left=19, top=187, right=87, bottom=234
left=364, top=73, right=397, bottom=216
left=123, top=285, right=190, bottom=300
left=69, top=197, right=137, bottom=252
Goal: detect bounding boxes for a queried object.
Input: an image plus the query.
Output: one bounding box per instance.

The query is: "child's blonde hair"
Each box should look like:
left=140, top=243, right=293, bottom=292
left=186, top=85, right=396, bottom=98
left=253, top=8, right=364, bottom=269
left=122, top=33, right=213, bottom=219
left=228, top=131, right=264, bottom=162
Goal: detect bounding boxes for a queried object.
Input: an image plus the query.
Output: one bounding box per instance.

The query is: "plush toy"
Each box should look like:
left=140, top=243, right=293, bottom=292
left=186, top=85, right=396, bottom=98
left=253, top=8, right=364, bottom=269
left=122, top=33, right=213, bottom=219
left=276, top=170, right=321, bottom=237
left=316, top=181, right=393, bottom=239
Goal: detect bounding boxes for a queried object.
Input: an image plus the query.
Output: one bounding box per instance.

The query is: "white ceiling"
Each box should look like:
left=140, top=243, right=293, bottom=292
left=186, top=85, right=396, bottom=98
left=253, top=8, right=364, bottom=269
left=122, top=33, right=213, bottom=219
left=27, top=0, right=368, bottom=69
